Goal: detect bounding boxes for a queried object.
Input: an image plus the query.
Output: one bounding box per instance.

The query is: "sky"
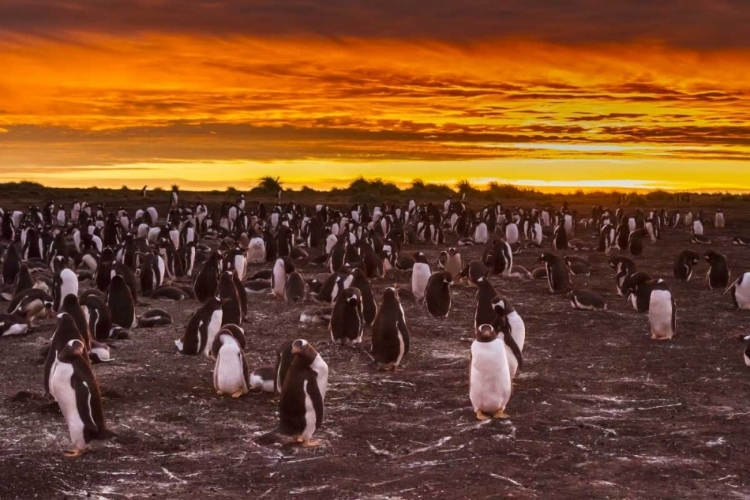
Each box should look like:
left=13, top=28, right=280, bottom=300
left=1, top=0, right=749, bottom=192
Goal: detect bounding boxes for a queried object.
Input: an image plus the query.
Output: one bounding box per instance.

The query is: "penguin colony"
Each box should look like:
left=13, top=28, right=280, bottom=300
left=0, top=195, right=747, bottom=457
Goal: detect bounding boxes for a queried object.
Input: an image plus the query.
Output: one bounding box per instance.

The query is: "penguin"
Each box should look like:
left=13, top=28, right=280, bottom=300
left=692, top=218, right=704, bottom=235
left=705, top=250, right=730, bottom=289
left=278, top=339, right=329, bottom=447
left=610, top=256, right=636, bottom=296
left=371, top=287, right=410, bottom=371
left=218, top=271, right=242, bottom=325
left=7, top=288, right=54, bottom=324
left=552, top=225, right=568, bottom=251
left=3, top=244, right=21, bottom=285
left=732, top=236, right=750, bottom=245
left=473, top=277, right=498, bottom=330
left=139, top=252, right=164, bottom=297
left=52, top=267, right=79, bottom=312
left=274, top=340, right=294, bottom=394
left=44, top=313, right=86, bottom=394
left=649, top=279, right=676, bottom=340
left=329, top=287, right=364, bottom=346
left=459, top=259, right=488, bottom=286
left=692, top=234, right=712, bottom=245
left=79, top=294, right=113, bottom=341
left=343, top=268, right=377, bottom=326
left=628, top=229, right=648, bottom=256
left=425, top=271, right=452, bottom=319
left=539, top=253, right=570, bottom=294
left=300, top=307, right=333, bottom=324
left=59, top=294, right=91, bottom=351
left=469, top=324, right=513, bottom=420
left=673, top=250, right=700, bottom=281
left=271, top=257, right=293, bottom=299
left=444, top=247, right=463, bottom=279
left=411, top=252, right=431, bottom=301
left=175, top=296, right=223, bottom=356
left=211, top=329, right=250, bottom=398
left=625, top=272, right=653, bottom=313
left=715, top=209, right=725, bottom=228
left=284, top=270, right=306, bottom=303
left=149, top=286, right=189, bottom=300
left=249, top=366, right=276, bottom=393
left=725, top=273, right=750, bottom=310
left=48, top=338, right=111, bottom=457
left=491, top=296, right=525, bottom=379
left=437, top=250, right=447, bottom=270
left=107, top=274, right=137, bottom=329
left=569, top=290, right=607, bottom=310
left=247, top=234, right=266, bottom=264
left=137, top=308, right=173, bottom=327
left=488, top=239, right=513, bottom=277
left=0, top=310, right=30, bottom=336
left=193, top=252, right=222, bottom=303
left=14, top=264, right=34, bottom=294
left=563, top=256, right=591, bottom=277
left=531, top=267, right=547, bottom=280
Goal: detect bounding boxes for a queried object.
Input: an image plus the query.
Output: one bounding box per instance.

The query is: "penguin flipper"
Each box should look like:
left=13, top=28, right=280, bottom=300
left=73, top=377, right=99, bottom=434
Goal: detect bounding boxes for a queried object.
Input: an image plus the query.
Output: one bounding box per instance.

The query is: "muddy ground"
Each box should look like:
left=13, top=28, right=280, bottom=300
left=2, top=198, right=750, bottom=499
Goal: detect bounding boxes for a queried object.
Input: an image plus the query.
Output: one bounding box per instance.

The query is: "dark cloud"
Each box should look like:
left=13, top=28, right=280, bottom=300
left=1, top=0, right=750, bottom=48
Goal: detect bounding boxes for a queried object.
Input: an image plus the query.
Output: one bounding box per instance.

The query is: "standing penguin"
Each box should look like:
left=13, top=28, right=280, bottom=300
left=271, top=257, right=293, bottom=299
left=552, top=225, right=568, bottom=251
left=488, top=239, right=513, bottom=277
left=175, top=296, right=224, bottom=356
left=425, top=271, right=452, bottom=318
left=725, top=273, right=750, bottom=310
left=715, top=209, right=725, bottom=229
left=329, top=287, right=364, bottom=346
left=673, top=250, right=700, bottom=281
left=49, top=339, right=110, bottom=457
left=473, top=277, right=498, bottom=330
left=539, top=253, right=570, bottom=294
left=649, top=279, right=676, bottom=340
left=284, top=270, right=306, bottom=303
left=211, top=328, right=250, bottom=398
left=628, top=229, right=648, bottom=256
left=411, top=252, right=431, bottom=301
left=444, top=247, right=463, bottom=280
left=218, top=271, right=242, bottom=325
left=44, top=313, right=86, bottom=394
left=278, top=339, right=329, bottom=447
left=610, top=256, right=636, bottom=296
left=108, top=274, right=137, bottom=329
left=80, top=294, right=113, bottom=341
left=52, top=267, right=79, bottom=312
left=193, top=252, right=222, bottom=303
left=491, top=296, right=526, bottom=379
left=625, top=272, right=653, bottom=313
left=469, top=324, right=513, bottom=420
left=371, top=287, right=410, bottom=371
left=3, top=244, right=21, bottom=285
left=343, top=268, right=377, bottom=326
left=705, top=251, right=730, bottom=289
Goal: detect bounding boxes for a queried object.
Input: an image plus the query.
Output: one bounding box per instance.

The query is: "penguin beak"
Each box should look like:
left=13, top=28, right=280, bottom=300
left=291, top=346, right=302, bottom=355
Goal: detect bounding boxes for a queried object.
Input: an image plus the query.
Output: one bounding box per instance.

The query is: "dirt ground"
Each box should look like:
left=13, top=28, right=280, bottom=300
left=2, top=196, right=750, bottom=499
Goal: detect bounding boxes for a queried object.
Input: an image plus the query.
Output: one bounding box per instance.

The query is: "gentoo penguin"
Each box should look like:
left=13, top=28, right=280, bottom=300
left=59, top=294, right=91, bottom=351
left=673, top=250, right=700, bottom=281
left=193, top=252, right=222, bottom=303
left=704, top=250, right=730, bottom=289
left=649, top=279, right=676, bottom=340
left=284, top=270, right=306, bottom=303
left=539, top=253, right=570, bottom=294
left=459, top=259, right=489, bottom=286
left=137, top=308, right=173, bottom=327
left=610, top=256, right=636, bottom=296
left=44, top=313, right=86, bottom=394
left=725, top=273, right=750, bottom=310
left=491, top=296, right=525, bottom=379
left=628, top=229, right=648, bottom=256
left=625, top=272, right=653, bottom=313
left=552, top=225, right=568, bottom=251
left=692, top=234, right=712, bottom=245
left=274, top=340, right=294, bottom=394
left=444, top=247, right=463, bottom=280
left=211, top=329, right=250, bottom=398
left=563, top=256, right=591, bottom=277
left=731, top=332, right=750, bottom=366
left=175, top=296, right=223, bottom=356
left=473, top=277, right=498, bottom=330
left=52, top=267, right=79, bottom=312
left=569, top=290, right=607, bottom=310
left=271, top=257, right=293, bottom=299
left=505, top=222, right=519, bottom=245
left=218, top=271, right=242, bottom=325
left=149, top=286, right=188, bottom=300
left=488, top=239, right=513, bottom=277
left=49, top=339, right=111, bottom=457
left=411, top=252, right=431, bottom=301
left=344, top=268, right=377, bottom=326
left=249, top=366, right=276, bottom=393
left=107, top=274, right=137, bottom=329
left=371, top=287, right=410, bottom=371
left=0, top=310, right=30, bottom=336
left=3, top=244, right=21, bottom=285
left=469, top=324, right=513, bottom=420
left=329, top=287, right=364, bottom=346
left=279, top=339, right=329, bottom=447
left=425, top=271, right=452, bottom=319
left=80, top=294, right=113, bottom=341
left=692, top=218, right=704, bottom=236
left=531, top=267, right=547, bottom=280
left=300, top=306, right=333, bottom=324
left=247, top=234, right=266, bottom=264
left=715, top=209, right=725, bottom=228
left=732, top=236, right=750, bottom=245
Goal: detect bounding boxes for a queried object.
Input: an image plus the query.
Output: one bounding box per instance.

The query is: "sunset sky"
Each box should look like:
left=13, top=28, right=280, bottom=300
left=1, top=1, right=749, bottom=192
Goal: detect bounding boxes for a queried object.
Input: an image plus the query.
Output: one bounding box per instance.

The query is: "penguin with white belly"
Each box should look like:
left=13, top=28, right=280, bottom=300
left=44, top=313, right=86, bottom=394
left=725, top=273, right=750, bottom=310
left=271, top=257, right=293, bottom=299
left=569, top=290, right=607, bottom=311
left=175, top=296, right=224, bottom=356
left=52, top=267, right=79, bottom=312
left=211, top=328, right=250, bottom=398
left=649, top=279, right=676, bottom=340
left=344, top=268, right=377, bottom=326
left=49, top=338, right=112, bottom=457
left=371, top=287, right=410, bottom=371
left=469, top=324, right=513, bottom=420
left=444, top=247, right=463, bottom=280
left=411, top=252, right=431, bottom=301
left=491, top=297, right=525, bottom=379
left=278, top=339, right=329, bottom=447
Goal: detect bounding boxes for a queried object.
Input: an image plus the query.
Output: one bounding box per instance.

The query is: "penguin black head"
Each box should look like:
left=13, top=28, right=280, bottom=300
left=448, top=247, right=457, bottom=256
left=59, top=338, right=86, bottom=361
left=291, top=338, right=317, bottom=363
left=476, top=324, right=497, bottom=342
left=441, top=272, right=453, bottom=286
left=492, top=296, right=508, bottom=315
left=61, top=294, right=80, bottom=308
left=383, top=287, right=399, bottom=303
left=415, top=252, right=428, bottom=264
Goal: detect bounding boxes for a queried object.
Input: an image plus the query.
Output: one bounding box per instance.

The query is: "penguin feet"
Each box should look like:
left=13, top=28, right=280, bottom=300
left=216, top=390, right=224, bottom=395
left=476, top=411, right=491, bottom=421
left=64, top=448, right=85, bottom=458
left=493, top=410, right=510, bottom=419
left=301, top=439, right=322, bottom=448
left=231, top=391, right=244, bottom=398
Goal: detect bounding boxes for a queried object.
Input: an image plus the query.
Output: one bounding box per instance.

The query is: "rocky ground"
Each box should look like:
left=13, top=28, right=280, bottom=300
left=1, top=198, right=750, bottom=499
